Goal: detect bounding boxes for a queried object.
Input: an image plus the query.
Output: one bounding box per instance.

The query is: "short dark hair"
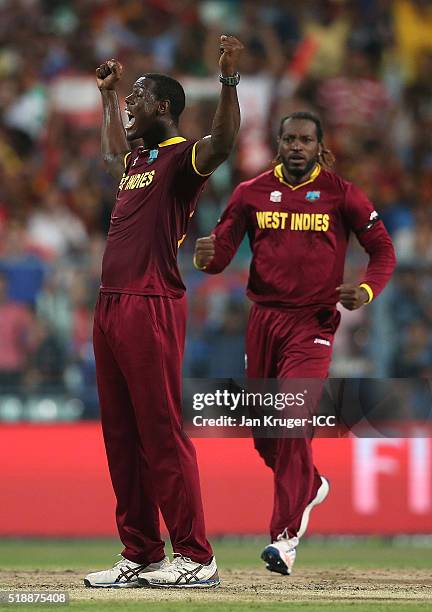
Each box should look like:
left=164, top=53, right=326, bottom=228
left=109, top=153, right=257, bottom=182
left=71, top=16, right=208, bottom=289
left=143, top=73, right=186, bottom=125
left=278, top=112, right=324, bottom=143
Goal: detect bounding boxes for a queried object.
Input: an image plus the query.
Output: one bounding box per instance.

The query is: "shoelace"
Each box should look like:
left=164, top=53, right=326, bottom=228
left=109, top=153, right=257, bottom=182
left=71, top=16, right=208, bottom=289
left=171, top=554, right=193, bottom=566
left=113, top=555, right=136, bottom=569
left=276, top=530, right=299, bottom=550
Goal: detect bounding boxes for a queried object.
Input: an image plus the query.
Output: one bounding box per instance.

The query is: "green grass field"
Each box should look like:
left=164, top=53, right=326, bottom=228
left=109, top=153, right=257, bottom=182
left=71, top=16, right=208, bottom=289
left=1, top=536, right=432, bottom=570
left=0, top=537, right=431, bottom=611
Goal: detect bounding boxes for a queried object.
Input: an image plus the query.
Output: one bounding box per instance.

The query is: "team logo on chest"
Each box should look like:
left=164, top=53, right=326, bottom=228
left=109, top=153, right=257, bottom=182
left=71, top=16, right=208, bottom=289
left=306, top=190, right=320, bottom=202
left=147, top=149, right=159, bottom=165
left=270, top=190, right=282, bottom=203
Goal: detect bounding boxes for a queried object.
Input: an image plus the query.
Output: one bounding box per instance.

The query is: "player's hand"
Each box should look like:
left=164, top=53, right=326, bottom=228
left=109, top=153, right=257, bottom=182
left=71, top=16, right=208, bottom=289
left=96, top=59, right=123, bottom=91
left=337, top=284, right=369, bottom=310
left=219, top=35, right=244, bottom=77
left=194, top=235, right=216, bottom=270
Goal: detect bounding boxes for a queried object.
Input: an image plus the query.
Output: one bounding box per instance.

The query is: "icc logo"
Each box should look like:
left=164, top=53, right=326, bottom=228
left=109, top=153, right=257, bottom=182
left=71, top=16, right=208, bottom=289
left=270, top=191, right=282, bottom=203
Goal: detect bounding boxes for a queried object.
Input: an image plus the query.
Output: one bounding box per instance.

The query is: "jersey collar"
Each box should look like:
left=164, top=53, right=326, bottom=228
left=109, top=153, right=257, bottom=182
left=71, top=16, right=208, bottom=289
left=158, top=136, right=187, bottom=147
left=274, top=163, right=321, bottom=191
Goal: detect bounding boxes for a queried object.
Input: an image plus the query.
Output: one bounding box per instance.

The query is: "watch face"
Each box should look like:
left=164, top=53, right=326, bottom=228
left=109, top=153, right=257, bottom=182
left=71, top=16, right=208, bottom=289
left=220, top=73, right=240, bottom=86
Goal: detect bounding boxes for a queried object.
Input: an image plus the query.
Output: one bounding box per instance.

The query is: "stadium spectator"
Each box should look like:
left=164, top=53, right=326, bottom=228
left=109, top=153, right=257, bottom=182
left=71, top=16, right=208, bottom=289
left=393, top=318, right=432, bottom=377
left=317, top=44, right=392, bottom=148
left=0, top=0, right=431, bottom=419
left=393, top=0, right=432, bottom=82
left=301, top=0, right=351, bottom=79
left=27, top=187, right=88, bottom=258
left=0, top=272, right=33, bottom=389
left=0, top=220, right=46, bottom=307
left=205, top=300, right=248, bottom=378
left=23, top=318, right=66, bottom=392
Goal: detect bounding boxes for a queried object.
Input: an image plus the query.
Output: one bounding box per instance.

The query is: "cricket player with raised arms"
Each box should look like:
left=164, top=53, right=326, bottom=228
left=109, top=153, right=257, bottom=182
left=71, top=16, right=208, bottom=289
left=84, top=34, right=243, bottom=589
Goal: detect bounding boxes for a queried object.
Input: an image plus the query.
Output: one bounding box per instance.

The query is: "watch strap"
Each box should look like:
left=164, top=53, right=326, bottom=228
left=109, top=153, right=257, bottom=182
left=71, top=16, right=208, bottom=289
left=219, top=72, right=240, bottom=86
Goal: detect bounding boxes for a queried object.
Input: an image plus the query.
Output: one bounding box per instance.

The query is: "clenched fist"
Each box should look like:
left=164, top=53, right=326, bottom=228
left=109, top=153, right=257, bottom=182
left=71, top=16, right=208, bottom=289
left=337, top=284, right=370, bottom=310
left=219, top=35, right=244, bottom=77
left=96, top=59, right=123, bottom=91
left=194, top=235, right=216, bottom=270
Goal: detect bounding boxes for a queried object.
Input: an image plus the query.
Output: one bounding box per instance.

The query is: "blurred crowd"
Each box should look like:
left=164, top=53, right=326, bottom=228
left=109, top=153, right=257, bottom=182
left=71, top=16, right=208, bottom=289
left=0, top=0, right=432, bottom=419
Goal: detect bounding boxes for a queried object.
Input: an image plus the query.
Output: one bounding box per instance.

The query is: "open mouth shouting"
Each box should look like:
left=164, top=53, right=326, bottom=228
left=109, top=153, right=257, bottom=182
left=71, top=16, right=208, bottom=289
left=125, top=110, right=135, bottom=130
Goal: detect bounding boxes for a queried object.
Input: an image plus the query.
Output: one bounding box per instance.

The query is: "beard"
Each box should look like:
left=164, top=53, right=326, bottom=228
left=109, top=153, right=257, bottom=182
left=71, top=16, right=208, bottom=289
left=285, top=156, right=318, bottom=178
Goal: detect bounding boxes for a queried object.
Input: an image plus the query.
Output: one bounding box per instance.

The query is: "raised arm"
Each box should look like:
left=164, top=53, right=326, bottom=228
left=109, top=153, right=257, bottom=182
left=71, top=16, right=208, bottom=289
left=96, top=59, right=131, bottom=180
left=193, top=35, right=244, bottom=175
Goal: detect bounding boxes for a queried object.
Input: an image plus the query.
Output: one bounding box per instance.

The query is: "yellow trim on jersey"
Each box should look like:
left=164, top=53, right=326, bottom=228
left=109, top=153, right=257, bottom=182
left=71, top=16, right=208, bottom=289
left=192, top=141, right=213, bottom=177
left=178, top=213, right=195, bottom=249
left=124, top=151, right=132, bottom=168
left=359, top=283, right=374, bottom=304
left=274, top=163, right=321, bottom=191
left=158, top=136, right=187, bottom=147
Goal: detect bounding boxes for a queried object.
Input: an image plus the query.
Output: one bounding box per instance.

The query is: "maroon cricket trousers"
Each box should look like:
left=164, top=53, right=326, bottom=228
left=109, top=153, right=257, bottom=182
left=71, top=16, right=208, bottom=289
left=93, top=293, right=212, bottom=564
left=246, top=303, right=341, bottom=541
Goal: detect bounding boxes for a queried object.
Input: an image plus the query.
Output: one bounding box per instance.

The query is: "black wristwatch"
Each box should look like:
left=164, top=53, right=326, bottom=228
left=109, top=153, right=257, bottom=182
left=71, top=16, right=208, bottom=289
left=219, top=72, right=240, bottom=86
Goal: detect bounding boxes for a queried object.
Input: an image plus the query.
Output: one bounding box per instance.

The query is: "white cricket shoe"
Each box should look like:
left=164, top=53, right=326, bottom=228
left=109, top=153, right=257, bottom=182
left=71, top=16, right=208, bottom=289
left=298, top=476, right=330, bottom=538
left=138, top=554, right=220, bottom=588
left=261, top=536, right=299, bottom=576
left=84, top=555, right=170, bottom=588
left=261, top=476, right=330, bottom=575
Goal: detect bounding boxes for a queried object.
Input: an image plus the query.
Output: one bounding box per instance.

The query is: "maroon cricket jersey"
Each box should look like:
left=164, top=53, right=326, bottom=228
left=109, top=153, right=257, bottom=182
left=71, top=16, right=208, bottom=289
left=205, top=164, right=396, bottom=308
left=101, top=137, right=210, bottom=297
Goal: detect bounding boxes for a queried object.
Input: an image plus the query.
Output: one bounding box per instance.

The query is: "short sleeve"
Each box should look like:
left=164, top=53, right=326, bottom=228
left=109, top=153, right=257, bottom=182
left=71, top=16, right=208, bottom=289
left=173, top=140, right=213, bottom=211
left=124, top=151, right=132, bottom=169
left=174, top=140, right=212, bottom=184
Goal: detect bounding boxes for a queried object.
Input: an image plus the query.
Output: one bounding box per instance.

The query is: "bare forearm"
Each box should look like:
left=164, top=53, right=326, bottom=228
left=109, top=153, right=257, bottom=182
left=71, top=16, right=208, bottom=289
left=101, top=90, right=130, bottom=177
left=194, top=85, right=240, bottom=173
left=194, top=34, right=243, bottom=174
left=210, top=84, right=240, bottom=156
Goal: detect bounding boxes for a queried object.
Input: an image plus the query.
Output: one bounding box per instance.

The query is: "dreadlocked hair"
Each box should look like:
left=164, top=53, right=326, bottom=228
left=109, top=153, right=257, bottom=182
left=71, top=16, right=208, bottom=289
left=274, top=111, right=335, bottom=169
